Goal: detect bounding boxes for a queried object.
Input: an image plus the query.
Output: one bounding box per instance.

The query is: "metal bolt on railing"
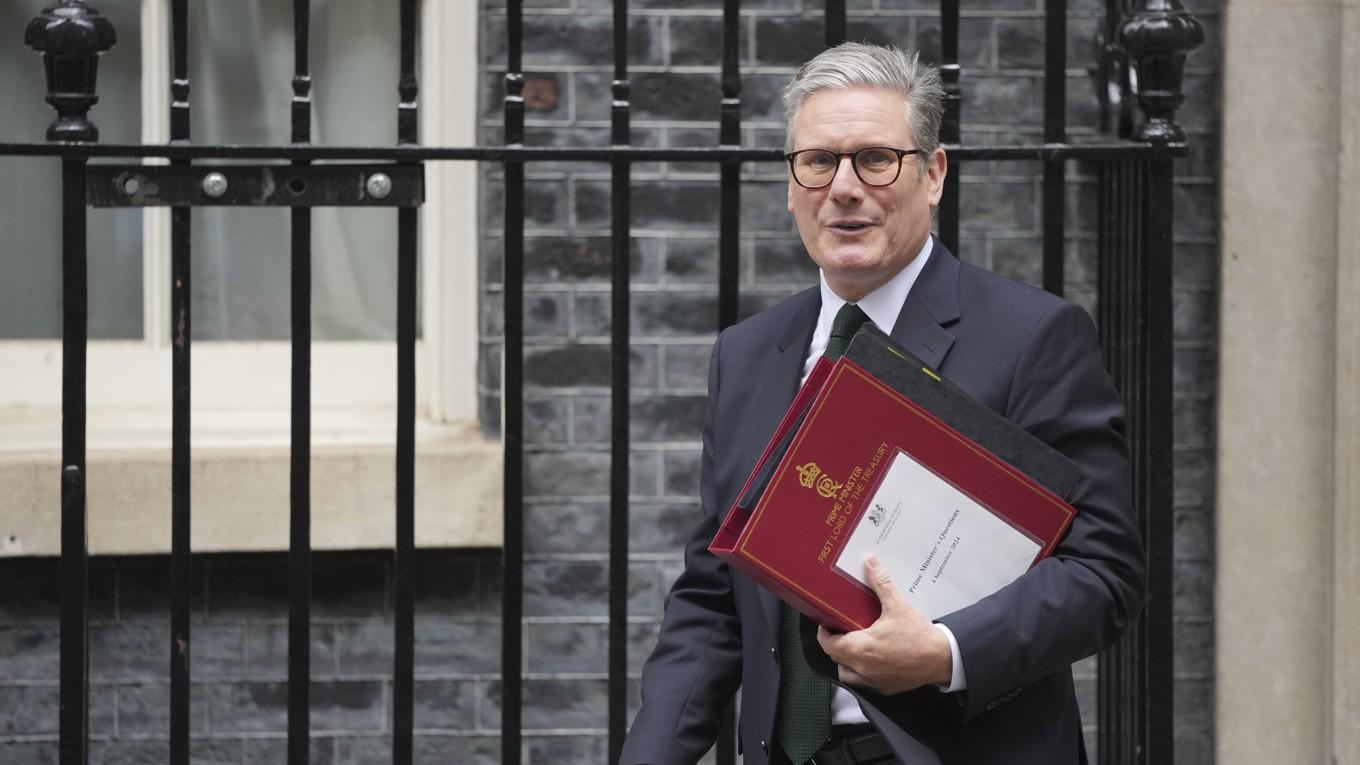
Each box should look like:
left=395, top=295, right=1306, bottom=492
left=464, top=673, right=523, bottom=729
left=202, top=172, right=228, bottom=198
left=366, top=172, right=392, bottom=199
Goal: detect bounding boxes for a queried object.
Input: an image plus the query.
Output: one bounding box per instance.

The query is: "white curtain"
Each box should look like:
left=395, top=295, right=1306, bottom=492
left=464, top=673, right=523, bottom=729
left=190, top=0, right=402, bottom=341
left=0, top=0, right=144, bottom=340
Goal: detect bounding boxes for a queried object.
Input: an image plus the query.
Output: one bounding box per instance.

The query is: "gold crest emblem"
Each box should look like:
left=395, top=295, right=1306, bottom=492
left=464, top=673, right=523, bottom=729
left=795, top=462, right=843, bottom=499
left=796, top=462, right=821, bottom=488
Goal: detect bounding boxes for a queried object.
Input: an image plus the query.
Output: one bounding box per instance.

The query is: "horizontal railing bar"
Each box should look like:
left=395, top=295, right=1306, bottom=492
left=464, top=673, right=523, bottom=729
left=86, top=164, right=423, bottom=208
left=0, top=142, right=1186, bottom=162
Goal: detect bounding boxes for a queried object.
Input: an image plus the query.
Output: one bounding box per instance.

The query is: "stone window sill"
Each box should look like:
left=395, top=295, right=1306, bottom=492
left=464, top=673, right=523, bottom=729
left=0, top=410, right=502, bottom=556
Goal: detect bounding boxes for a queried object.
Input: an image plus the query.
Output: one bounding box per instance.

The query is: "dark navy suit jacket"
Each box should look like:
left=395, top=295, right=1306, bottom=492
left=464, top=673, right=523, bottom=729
left=620, top=241, right=1145, bottom=765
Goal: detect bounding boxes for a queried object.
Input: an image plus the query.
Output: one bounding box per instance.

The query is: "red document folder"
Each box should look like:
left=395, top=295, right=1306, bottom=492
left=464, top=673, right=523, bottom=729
left=709, top=329, right=1079, bottom=633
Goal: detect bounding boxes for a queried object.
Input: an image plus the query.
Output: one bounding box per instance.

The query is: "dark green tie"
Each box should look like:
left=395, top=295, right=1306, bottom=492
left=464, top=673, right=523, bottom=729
left=775, top=302, right=871, bottom=765
left=824, top=302, right=870, bottom=362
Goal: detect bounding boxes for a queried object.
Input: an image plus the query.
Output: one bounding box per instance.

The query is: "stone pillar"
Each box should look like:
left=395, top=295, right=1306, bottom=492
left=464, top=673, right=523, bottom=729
left=1332, top=1, right=1360, bottom=757
left=1218, top=0, right=1360, bottom=762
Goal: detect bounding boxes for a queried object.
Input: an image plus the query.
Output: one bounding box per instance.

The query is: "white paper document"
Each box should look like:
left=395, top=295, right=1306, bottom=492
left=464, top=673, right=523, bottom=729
left=834, top=449, right=1042, bottom=621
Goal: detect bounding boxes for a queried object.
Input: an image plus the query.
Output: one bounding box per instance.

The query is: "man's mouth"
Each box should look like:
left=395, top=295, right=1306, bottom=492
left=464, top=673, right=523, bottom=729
left=827, top=221, right=873, bottom=233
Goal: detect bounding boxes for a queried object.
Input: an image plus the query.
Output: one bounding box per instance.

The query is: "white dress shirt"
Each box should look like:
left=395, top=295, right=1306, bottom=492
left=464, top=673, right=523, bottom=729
left=793, top=237, right=968, bottom=726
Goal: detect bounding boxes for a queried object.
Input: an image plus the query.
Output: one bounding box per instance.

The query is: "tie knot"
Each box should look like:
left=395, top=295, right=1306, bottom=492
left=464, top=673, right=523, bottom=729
left=825, top=303, right=870, bottom=361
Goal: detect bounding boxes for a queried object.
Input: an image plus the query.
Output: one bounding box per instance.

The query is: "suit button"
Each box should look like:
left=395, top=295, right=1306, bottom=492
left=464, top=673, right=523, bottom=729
left=760, top=740, right=769, bottom=754
left=770, top=645, right=779, bottom=663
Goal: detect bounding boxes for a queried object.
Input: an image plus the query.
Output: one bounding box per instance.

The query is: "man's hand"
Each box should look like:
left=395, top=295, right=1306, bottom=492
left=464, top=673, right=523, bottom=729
left=816, top=554, right=953, bottom=695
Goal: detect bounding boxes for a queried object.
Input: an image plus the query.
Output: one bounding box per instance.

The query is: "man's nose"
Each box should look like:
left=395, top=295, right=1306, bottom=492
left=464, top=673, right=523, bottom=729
left=827, top=155, right=864, bottom=203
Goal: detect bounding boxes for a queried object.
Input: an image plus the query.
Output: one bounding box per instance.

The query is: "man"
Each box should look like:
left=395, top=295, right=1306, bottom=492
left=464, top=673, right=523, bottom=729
left=619, top=43, right=1144, bottom=765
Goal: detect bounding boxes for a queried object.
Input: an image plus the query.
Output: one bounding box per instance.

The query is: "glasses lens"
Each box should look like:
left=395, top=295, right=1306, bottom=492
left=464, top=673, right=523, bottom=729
left=854, top=148, right=900, bottom=185
left=794, top=150, right=838, bottom=187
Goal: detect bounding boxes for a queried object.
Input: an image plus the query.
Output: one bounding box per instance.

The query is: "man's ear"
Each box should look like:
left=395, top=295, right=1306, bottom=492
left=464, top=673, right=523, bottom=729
left=926, top=147, right=948, bottom=208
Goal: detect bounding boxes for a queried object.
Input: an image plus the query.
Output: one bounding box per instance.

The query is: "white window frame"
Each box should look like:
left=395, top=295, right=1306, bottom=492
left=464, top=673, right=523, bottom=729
left=0, top=0, right=497, bottom=555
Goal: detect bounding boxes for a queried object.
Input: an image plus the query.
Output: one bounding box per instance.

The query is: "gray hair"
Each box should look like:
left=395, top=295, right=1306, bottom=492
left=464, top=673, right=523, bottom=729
left=781, top=43, right=945, bottom=163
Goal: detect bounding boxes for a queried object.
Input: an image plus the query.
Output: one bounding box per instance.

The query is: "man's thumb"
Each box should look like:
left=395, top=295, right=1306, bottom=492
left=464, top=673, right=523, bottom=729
left=864, top=554, right=903, bottom=610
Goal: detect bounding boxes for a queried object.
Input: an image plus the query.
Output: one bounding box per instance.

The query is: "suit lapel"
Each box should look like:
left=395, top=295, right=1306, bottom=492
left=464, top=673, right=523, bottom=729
left=747, top=288, right=820, bottom=636
left=890, top=237, right=961, bottom=371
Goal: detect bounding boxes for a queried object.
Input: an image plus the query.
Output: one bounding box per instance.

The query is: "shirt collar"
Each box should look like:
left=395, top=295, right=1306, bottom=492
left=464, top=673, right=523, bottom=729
left=816, top=235, right=934, bottom=337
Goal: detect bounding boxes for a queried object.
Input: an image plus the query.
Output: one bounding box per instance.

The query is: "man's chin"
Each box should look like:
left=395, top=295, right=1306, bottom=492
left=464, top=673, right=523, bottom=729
left=818, top=248, right=883, bottom=273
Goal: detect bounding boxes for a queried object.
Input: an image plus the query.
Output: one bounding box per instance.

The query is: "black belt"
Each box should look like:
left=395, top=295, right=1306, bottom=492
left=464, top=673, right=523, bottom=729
left=807, top=724, right=897, bottom=765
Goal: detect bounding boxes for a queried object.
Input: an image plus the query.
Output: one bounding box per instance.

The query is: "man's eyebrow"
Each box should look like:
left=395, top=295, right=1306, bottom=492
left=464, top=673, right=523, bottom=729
left=796, top=143, right=904, bottom=150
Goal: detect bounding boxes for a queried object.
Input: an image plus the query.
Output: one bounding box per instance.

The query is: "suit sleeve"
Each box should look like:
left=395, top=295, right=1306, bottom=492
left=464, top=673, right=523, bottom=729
left=619, top=332, right=745, bottom=765
left=935, top=300, right=1147, bottom=720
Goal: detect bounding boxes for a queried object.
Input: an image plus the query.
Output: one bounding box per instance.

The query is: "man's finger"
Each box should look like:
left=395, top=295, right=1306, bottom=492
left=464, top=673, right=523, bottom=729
left=817, top=624, right=845, bottom=659
left=818, top=624, right=866, bottom=665
left=863, top=554, right=907, bottom=613
left=838, top=666, right=873, bottom=691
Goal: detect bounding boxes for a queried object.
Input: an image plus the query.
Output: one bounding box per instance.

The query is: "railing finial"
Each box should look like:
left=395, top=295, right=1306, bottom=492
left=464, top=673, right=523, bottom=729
left=1118, top=0, right=1204, bottom=144
left=25, top=0, right=117, bottom=142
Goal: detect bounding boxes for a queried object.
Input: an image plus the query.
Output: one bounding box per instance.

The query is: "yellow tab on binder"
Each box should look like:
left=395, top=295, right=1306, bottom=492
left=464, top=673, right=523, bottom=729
left=921, top=367, right=941, bottom=382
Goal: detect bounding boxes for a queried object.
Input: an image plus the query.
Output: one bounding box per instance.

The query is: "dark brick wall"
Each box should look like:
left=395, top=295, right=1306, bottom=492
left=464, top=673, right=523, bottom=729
left=0, top=552, right=506, bottom=764
left=0, top=1, right=1219, bottom=763
left=476, top=0, right=1220, bottom=763
left=1167, top=1, right=1219, bottom=761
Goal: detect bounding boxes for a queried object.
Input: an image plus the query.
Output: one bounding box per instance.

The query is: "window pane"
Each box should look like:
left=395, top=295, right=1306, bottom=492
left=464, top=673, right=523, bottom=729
left=188, top=0, right=406, bottom=341
left=0, top=0, right=143, bottom=340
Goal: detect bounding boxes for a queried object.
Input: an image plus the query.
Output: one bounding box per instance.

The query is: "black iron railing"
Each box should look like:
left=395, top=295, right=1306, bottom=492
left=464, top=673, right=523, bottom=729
left=5, top=0, right=1202, bottom=763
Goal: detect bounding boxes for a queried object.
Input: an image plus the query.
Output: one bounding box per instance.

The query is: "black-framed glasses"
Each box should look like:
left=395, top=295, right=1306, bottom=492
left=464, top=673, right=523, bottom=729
left=784, top=146, right=925, bottom=189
